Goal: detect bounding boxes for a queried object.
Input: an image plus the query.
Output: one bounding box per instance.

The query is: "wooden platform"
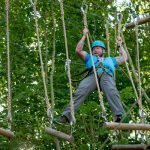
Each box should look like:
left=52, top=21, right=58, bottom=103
left=112, top=144, right=150, bottom=150
left=45, top=127, right=74, bottom=143
left=126, top=16, right=150, bottom=29
left=0, top=128, right=14, bottom=138
left=104, top=122, right=150, bottom=131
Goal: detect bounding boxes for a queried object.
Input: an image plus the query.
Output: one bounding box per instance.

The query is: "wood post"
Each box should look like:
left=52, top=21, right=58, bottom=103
left=0, top=128, right=14, bottom=138
left=112, top=144, right=150, bottom=150
left=126, top=16, right=150, bottom=29
left=104, top=122, right=150, bottom=131
left=45, top=127, right=74, bottom=143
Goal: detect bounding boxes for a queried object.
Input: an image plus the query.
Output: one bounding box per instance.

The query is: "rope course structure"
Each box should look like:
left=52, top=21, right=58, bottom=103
left=0, top=0, right=149, bottom=149
left=32, top=0, right=149, bottom=148
left=0, top=0, right=14, bottom=139
left=104, top=10, right=150, bottom=131
left=32, top=0, right=74, bottom=143
left=80, top=2, right=150, bottom=134
left=97, top=1, right=150, bottom=148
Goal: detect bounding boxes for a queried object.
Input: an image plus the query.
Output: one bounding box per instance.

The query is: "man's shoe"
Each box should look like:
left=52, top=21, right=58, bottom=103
left=114, top=115, right=122, bottom=123
left=55, top=115, right=70, bottom=125
left=114, top=114, right=130, bottom=123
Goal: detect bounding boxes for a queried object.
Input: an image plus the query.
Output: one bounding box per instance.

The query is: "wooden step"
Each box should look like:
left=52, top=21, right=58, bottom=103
left=104, top=122, right=150, bottom=130
left=0, top=128, right=14, bottom=138
left=112, top=144, right=150, bottom=150
left=126, top=16, right=150, bottom=29
left=45, top=127, right=74, bottom=143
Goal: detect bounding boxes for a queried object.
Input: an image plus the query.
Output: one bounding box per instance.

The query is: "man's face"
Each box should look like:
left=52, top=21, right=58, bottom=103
left=92, top=46, right=105, bottom=56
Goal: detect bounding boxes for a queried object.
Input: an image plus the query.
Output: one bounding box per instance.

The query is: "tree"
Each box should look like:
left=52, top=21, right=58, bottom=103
left=0, top=0, right=149, bottom=149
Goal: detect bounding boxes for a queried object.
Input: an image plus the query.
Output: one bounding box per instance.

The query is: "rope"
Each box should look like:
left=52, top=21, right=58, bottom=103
left=81, top=2, right=107, bottom=120
left=33, top=0, right=52, bottom=125
left=135, top=20, right=147, bottom=128
left=120, top=31, right=150, bottom=104
left=105, top=20, right=110, bottom=57
left=114, top=11, right=118, bottom=54
left=135, top=24, right=142, bottom=110
left=5, top=0, right=12, bottom=130
left=117, top=13, right=139, bottom=101
left=58, top=0, right=75, bottom=125
left=119, top=14, right=147, bottom=143
left=50, top=0, right=56, bottom=117
left=50, top=1, right=61, bottom=148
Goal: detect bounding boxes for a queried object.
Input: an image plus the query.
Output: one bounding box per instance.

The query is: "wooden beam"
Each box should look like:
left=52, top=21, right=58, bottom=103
left=126, top=16, right=150, bottom=29
left=45, top=127, right=74, bottom=143
left=104, top=122, right=150, bottom=131
left=112, top=144, right=150, bottom=150
left=0, top=128, right=14, bottom=138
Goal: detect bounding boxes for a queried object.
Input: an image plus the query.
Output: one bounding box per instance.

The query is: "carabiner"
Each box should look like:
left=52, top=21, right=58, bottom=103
left=81, top=1, right=87, bottom=14
left=139, top=109, right=147, bottom=118
left=117, top=13, right=123, bottom=22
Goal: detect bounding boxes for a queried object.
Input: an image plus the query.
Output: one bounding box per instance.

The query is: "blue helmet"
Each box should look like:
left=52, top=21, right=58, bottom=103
left=91, top=40, right=106, bottom=50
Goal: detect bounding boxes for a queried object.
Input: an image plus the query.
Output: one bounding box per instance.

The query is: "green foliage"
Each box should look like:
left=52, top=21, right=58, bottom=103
left=0, top=0, right=150, bottom=149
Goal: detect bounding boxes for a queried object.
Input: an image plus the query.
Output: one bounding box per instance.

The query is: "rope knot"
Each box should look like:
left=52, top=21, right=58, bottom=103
left=65, top=59, right=71, bottom=72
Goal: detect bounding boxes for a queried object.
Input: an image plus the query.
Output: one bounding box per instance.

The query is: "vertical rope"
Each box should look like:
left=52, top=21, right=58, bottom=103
left=105, top=20, right=110, bottom=57
left=135, top=24, right=142, bottom=110
left=120, top=31, right=150, bottom=103
left=114, top=11, right=118, bottom=54
left=49, top=1, right=61, bottom=149
left=44, top=25, right=49, bottom=86
left=117, top=13, right=122, bottom=37
left=117, top=13, right=139, bottom=101
left=33, top=0, right=52, bottom=123
left=81, top=3, right=107, bottom=120
left=135, top=22, right=147, bottom=143
left=5, top=0, right=12, bottom=130
left=50, top=0, right=56, bottom=118
left=59, top=0, right=75, bottom=124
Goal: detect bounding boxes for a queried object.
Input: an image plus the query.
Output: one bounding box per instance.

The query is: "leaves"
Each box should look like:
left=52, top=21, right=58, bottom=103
left=0, top=0, right=149, bottom=149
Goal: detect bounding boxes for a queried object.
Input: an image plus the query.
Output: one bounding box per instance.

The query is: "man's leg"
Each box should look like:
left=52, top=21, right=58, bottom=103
left=61, top=74, right=97, bottom=122
left=100, top=73, right=124, bottom=118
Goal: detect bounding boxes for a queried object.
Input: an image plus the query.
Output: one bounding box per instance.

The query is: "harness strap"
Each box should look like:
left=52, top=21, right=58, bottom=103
left=72, top=68, right=92, bottom=77
left=71, top=67, right=93, bottom=82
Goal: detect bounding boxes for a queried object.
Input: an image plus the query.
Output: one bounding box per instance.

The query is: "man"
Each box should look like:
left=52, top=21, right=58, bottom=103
left=57, top=28, right=128, bottom=124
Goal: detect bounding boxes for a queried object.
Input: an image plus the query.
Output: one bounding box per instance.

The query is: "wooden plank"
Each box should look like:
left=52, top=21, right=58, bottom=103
left=0, top=128, right=14, bottom=138
left=45, top=127, right=74, bottom=143
left=112, top=144, right=150, bottom=150
left=104, top=122, right=150, bottom=131
left=126, top=16, right=150, bottom=29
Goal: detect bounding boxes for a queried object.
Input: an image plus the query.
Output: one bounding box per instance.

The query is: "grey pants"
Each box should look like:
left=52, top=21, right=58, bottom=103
left=62, top=72, right=124, bottom=121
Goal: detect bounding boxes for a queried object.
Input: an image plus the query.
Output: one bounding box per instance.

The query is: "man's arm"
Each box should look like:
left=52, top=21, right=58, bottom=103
left=116, top=36, right=128, bottom=65
left=76, top=28, right=88, bottom=61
